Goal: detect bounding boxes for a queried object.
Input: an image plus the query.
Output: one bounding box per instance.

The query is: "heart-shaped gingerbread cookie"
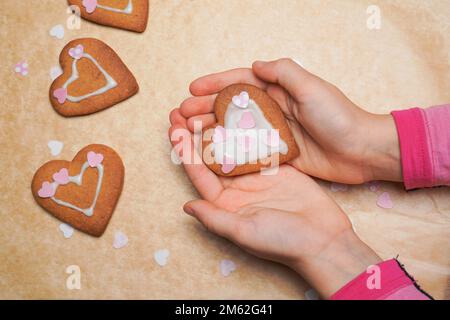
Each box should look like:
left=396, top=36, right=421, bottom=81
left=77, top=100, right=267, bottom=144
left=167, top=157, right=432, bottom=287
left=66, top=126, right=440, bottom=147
left=31, top=144, right=124, bottom=237
left=68, top=0, right=149, bottom=33
left=49, top=38, right=139, bottom=117
left=202, top=84, right=300, bottom=176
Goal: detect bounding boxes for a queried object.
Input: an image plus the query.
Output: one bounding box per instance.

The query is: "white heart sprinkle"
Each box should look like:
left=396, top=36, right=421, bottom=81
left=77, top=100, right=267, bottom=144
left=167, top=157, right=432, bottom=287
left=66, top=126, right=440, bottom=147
left=154, top=249, right=170, bottom=266
left=50, top=66, right=63, bottom=81
left=47, top=140, right=64, bottom=156
left=59, top=223, right=74, bottom=239
left=49, top=24, right=65, bottom=39
left=113, top=231, right=128, bottom=249
left=305, top=289, right=319, bottom=300
left=330, top=182, right=348, bottom=192
left=220, top=259, right=236, bottom=277
left=49, top=24, right=64, bottom=40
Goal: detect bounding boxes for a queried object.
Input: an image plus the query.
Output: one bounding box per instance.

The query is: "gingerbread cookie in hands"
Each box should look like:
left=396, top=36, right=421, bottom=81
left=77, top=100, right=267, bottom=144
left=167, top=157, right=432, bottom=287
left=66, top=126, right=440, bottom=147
left=68, top=0, right=149, bottom=33
left=50, top=38, right=138, bottom=117
left=31, top=144, right=124, bottom=237
left=202, top=84, right=300, bottom=176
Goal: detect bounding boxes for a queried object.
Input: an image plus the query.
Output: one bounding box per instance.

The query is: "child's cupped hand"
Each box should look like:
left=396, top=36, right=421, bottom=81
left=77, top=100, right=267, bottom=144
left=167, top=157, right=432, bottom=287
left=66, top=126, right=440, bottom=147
left=172, top=58, right=402, bottom=184
left=167, top=58, right=393, bottom=298
left=169, top=108, right=381, bottom=298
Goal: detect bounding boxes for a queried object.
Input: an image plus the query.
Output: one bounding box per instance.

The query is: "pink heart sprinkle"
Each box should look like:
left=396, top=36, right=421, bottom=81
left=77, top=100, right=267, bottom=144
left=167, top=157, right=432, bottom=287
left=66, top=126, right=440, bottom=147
left=232, top=91, right=250, bottom=108
left=377, top=192, right=393, bottom=209
left=68, top=44, right=84, bottom=60
left=330, top=183, right=349, bottom=192
left=212, top=126, right=227, bottom=144
left=263, top=130, right=280, bottom=147
left=368, top=181, right=381, bottom=192
left=238, top=111, right=255, bottom=129
left=53, top=168, right=70, bottom=185
left=53, top=87, right=67, bottom=104
left=38, top=181, right=56, bottom=198
left=87, top=151, right=104, bottom=168
left=14, top=61, right=29, bottom=76
left=82, top=0, right=98, bottom=14
left=221, top=156, right=236, bottom=174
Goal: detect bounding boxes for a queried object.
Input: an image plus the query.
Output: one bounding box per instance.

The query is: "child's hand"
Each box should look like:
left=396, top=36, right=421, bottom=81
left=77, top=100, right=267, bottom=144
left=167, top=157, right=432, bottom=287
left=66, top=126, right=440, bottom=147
left=168, top=121, right=381, bottom=298
left=175, top=58, right=402, bottom=184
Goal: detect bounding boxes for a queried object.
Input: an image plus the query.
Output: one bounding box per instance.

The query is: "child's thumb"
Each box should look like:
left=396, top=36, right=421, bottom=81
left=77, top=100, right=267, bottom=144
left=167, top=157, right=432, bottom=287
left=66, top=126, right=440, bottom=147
left=252, top=58, right=315, bottom=99
left=183, top=200, right=241, bottom=241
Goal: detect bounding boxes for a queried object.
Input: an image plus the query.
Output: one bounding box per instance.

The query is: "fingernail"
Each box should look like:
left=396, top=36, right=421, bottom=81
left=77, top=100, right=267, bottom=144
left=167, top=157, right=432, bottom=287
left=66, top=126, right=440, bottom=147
left=183, top=206, right=195, bottom=216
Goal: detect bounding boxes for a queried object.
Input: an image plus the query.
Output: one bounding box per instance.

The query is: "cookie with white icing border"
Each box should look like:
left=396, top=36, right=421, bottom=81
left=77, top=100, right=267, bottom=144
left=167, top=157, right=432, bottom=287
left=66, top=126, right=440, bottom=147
left=31, top=144, right=124, bottom=237
left=50, top=38, right=138, bottom=117
left=68, top=0, right=149, bottom=33
left=202, top=84, right=300, bottom=176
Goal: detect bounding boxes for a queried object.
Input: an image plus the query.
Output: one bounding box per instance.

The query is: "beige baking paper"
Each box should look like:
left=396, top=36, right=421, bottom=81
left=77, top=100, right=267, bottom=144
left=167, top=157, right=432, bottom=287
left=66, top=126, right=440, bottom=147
left=0, top=0, right=449, bottom=299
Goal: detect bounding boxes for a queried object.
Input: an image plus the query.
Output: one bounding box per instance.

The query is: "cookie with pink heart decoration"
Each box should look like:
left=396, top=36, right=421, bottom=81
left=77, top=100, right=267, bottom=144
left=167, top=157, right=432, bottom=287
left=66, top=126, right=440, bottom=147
left=67, top=0, right=149, bottom=33
left=31, top=144, right=124, bottom=237
left=49, top=38, right=138, bottom=117
left=202, top=84, right=299, bottom=176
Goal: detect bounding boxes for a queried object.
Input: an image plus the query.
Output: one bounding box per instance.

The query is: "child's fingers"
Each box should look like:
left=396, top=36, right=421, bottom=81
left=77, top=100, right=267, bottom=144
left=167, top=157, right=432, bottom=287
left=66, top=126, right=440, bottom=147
left=184, top=200, right=242, bottom=241
left=169, top=124, right=224, bottom=201
left=252, top=59, right=316, bottom=100
left=169, top=108, right=187, bottom=128
left=189, top=68, right=268, bottom=96
left=180, top=95, right=216, bottom=118
left=187, top=113, right=216, bottom=132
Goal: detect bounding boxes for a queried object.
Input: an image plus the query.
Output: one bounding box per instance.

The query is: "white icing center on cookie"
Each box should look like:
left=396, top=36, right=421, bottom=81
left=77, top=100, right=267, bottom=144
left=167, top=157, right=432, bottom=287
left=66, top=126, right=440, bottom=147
left=63, top=53, right=117, bottom=103
left=212, top=99, right=289, bottom=166
left=97, top=0, right=133, bottom=14
left=50, top=161, right=104, bottom=217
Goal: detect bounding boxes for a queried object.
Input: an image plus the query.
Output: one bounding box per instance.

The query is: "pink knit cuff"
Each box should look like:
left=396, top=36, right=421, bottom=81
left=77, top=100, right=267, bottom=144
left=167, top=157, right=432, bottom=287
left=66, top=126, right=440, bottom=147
left=422, top=104, right=450, bottom=186
left=391, top=108, right=433, bottom=189
left=330, top=259, right=431, bottom=300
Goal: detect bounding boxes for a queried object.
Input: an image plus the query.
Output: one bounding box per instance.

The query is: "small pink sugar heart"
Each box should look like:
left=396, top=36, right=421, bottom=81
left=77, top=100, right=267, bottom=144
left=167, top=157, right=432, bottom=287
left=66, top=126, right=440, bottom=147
left=330, top=183, right=349, bottom=192
left=263, top=130, right=280, bottom=147
left=87, top=151, right=104, bottom=168
left=238, top=111, right=255, bottom=129
left=38, top=181, right=55, bottom=198
left=232, top=91, right=250, bottom=109
left=68, top=44, right=84, bottom=60
left=368, top=181, right=381, bottom=192
left=212, top=126, right=227, bottom=144
left=377, top=192, right=393, bottom=209
left=52, top=168, right=70, bottom=185
left=53, top=88, right=67, bottom=104
left=82, top=0, right=98, bottom=14
left=221, top=156, right=236, bottom=174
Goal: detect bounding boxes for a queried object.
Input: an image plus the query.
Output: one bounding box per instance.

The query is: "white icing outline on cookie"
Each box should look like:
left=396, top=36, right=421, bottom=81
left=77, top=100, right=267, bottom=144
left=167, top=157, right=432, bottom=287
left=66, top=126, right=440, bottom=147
left=50, top=161, right=103, bottom=217
left=212, top=91, right=289, bottom=173
left=44, top=158, right=104, bottom=217
left=61, top=49, right=117, bottom=103
left=97, top=0, right=133, bottom=14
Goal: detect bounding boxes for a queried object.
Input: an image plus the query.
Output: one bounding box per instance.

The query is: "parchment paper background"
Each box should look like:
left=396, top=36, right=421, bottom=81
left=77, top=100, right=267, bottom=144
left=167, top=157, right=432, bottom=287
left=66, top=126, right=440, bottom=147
left=1, top=0, right=449, bottom=299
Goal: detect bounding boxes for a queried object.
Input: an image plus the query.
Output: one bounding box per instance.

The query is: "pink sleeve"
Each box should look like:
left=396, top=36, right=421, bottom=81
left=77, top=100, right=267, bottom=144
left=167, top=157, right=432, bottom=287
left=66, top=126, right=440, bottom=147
left=391, top=104, right=450, bottom=190
left=330, top=259, right=432, bottom=300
